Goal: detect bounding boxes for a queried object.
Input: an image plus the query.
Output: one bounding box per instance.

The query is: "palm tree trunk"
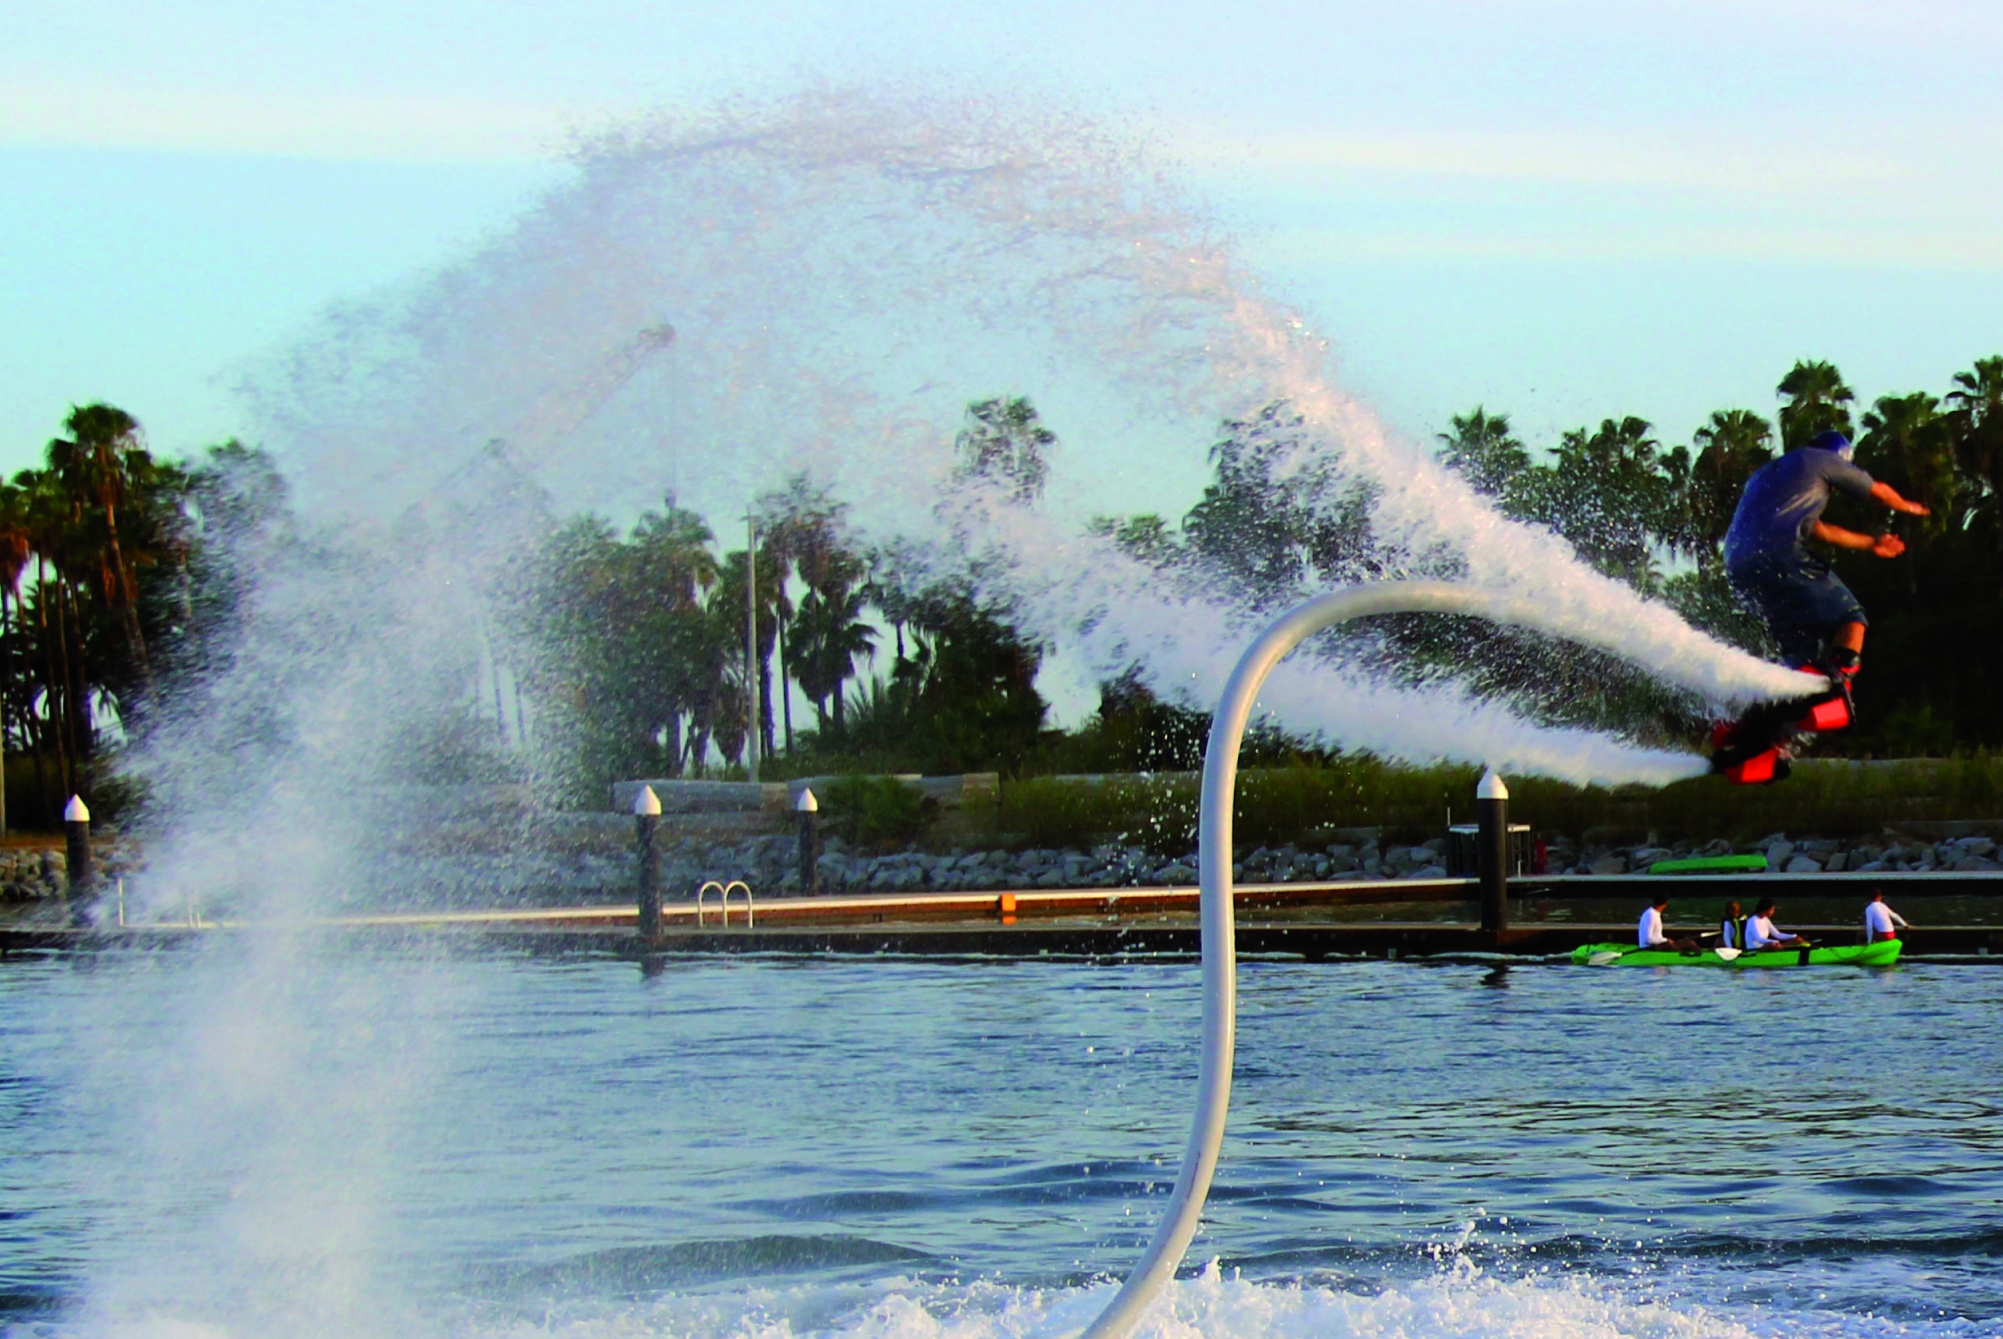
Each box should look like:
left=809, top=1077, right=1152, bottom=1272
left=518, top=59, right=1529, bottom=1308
left=48, top=574, right=76, bottom=795
left=777, top=620, right=793, bottom=752
left=0, top=584, right=10, bottom=835
left=758, top=654, right=775, bottom=760
left=1991, top=461, right=2003, bottom=582
left=29, top=562, right=57, bottom=821
left=63, top=580, right=92, bottom=776
left=102, top=503, right=153, bottom=702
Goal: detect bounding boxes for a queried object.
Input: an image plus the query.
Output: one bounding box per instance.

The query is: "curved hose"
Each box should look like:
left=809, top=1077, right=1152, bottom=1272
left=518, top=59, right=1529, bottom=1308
left=1077, top=581, right=1564, bottom=1339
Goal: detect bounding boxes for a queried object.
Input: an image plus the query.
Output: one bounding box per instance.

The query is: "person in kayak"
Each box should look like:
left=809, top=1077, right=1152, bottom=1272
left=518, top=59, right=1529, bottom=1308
left=1639, top=894, right=1698, bottom=952
left=1724, top=429, right=1928, bottom=675
left=1864, top=890, right=1910, bottom=943
left=1718, top=899, right=1747, bottom=950
left=1744, top=898, right=1809, bottom=951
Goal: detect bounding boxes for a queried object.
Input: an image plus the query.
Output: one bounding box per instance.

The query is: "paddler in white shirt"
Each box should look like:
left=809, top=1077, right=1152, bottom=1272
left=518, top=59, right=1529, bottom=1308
left=1638, top=894, right=1698, bottom=952
left=1744, top=897, right=1809, bottom=951
left=1863, top=890, right=1910, bottom=943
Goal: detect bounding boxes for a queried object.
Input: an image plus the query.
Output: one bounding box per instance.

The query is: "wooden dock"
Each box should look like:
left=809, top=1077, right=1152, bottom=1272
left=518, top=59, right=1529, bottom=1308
left=4, top=873, right=1999, bottom=958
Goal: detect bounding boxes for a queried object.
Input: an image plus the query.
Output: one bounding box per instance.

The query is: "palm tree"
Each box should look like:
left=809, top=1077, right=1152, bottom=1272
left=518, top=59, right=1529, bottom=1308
left=1776, top=360, right=1855, bottom=450
left=629, top=498, right=717, bottom=772
left=785, top=557, right=876, bottom=739
left=16, top=469, right=91, bottom=798
left=1859, top=393, right=1957, bottom=593
left=47, top=403, right=156, bottom=697
left=1436, top=406, right=1529, bottom=497
left=759, top=474, right=849, bottom=751
left=751, top=534, right=787, bottom=760
left=684, top=586, right=748, bottom=771
left=0, top=483, right=26, bottom=832
left=1537, top=417, right=1673, bottom=587
left=1946, top=356, right=2003, bottom=559
left=1860, top=393, right=1956, bottom=528
left=955, top=397, right=1054, bottom=503
left=703, top=546, right=783, bottom=767
left=1688, top=409, right=1775, bottom=562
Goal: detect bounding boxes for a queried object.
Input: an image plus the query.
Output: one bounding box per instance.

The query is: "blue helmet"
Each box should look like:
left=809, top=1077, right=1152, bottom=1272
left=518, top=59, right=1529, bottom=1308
left=1808, top=429, right=1855, bottom=461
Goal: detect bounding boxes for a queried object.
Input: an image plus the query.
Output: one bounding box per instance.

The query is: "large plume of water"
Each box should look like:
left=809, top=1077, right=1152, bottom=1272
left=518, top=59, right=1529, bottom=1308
left=218, top=89, right=1804, bottom=808
left=70, top=89, right=1820, bottom=1333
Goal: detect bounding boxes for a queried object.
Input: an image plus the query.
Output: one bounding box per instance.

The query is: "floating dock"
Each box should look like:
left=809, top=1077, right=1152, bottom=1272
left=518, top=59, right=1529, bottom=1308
left=4, top=873, right=1999, bottom=958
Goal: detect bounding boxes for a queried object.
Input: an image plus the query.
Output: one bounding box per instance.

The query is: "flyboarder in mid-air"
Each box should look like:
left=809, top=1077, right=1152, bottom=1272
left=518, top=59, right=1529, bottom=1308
left=1711, top=429, right=1928, bottom=784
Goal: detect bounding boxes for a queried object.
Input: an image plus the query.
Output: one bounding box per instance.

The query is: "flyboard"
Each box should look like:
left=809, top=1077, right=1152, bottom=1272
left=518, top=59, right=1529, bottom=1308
left=1709, top=664, right=1854, bottom=785
left=1574, top=940, right=1902, bottom=968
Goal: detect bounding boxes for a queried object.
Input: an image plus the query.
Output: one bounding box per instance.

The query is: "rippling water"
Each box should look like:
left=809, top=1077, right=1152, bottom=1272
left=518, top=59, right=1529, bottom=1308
left=3, top=949, right=2000, bottom=1337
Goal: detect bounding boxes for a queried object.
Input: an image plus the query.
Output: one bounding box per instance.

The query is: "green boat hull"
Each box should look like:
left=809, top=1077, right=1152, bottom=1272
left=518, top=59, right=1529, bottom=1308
left=1646, top=854, right=1768, bottom=875
left=1572, top=940, right=1903, bottom=968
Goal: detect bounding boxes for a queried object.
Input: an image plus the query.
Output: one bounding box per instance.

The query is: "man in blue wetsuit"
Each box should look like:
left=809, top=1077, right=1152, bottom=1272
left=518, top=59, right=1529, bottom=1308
left=1725, top=429, right=1927, bottom=671
left=1714, top=430, right=1927, bottom=782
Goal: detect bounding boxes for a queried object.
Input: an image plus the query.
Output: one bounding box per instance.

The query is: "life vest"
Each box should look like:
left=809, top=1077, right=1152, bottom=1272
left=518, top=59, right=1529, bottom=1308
left=1720, top=916, right=1747, bottom=949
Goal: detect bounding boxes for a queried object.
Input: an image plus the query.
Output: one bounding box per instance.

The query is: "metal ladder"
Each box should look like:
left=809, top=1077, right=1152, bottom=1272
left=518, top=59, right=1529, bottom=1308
left=694, top=879, right=755, bottom=927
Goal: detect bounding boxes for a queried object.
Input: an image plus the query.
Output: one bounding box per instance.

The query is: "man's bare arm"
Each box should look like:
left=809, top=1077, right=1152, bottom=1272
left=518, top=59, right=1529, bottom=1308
left=1810, top=481, right=1927, bottom=556
left=1810, top=520, right=1906, bottom=558
left=1871, top=481, right=1929, bottom=515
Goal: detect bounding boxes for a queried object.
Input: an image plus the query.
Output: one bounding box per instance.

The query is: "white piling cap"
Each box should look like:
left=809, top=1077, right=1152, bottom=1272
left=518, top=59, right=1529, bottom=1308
left=796, top=787, right=819, bottom=813
left=64, top=795, right=90, bottom=823
left=1476, top=769, right=1508, bottom=801
left=633, top=784, right=662, bottom=817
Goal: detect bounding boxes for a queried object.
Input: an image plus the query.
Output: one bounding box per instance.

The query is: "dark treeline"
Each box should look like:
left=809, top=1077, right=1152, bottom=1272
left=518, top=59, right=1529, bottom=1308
left=497, top=397, right=1060, bottom=798
left=17, top=358, right=2002, bottom=824
left=0, top=406, right=288, bottom=826
left=1428, top=356, right=2003, bottom=754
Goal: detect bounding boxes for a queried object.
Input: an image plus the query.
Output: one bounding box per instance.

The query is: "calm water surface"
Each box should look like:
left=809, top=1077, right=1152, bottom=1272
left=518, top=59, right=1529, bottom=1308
left=2, top=947, right=1999, bottom=1338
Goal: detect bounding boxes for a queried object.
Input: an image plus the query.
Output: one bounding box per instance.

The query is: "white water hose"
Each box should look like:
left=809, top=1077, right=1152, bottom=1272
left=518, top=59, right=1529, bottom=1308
left=1078, top=581, right=1596, bottom=1339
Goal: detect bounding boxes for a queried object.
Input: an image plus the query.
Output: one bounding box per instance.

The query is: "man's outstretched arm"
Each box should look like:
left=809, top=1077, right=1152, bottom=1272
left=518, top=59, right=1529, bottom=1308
left=1810, top=520, right=1907, bottom=557
left=1812, top=483, right=1931, bottom=557
left=1870, top=481, right=1929, bottom=515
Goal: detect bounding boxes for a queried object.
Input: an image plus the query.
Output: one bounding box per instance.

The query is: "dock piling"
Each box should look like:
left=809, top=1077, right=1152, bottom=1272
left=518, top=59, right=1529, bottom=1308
left=796, top=787, right=820, bottom=896
left=634, top=784, right=662, bottom=939
left=63, top=795, right=93, bottom=927
left=1477, top=769, right=1509, bottom=937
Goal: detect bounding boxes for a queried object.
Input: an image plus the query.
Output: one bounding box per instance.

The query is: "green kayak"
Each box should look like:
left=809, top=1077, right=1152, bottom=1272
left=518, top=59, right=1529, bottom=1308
left=1646, top=854, right=1768, bottom=875
left=1572, top=940, right=1903, bottom=968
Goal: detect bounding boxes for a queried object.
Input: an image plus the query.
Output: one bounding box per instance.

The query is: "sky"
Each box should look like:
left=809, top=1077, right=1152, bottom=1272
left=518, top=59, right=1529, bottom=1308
left=7, top=0, right=2003, bottom=487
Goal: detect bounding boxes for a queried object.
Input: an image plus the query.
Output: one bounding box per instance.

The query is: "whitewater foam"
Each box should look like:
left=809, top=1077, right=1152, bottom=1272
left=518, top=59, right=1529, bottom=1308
left=37, top=1264, right=1975, bottom=1339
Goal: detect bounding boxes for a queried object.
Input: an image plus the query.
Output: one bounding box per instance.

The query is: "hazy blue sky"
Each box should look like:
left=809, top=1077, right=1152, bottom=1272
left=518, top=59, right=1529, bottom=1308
left=7, top=0, right=2003, bottom=483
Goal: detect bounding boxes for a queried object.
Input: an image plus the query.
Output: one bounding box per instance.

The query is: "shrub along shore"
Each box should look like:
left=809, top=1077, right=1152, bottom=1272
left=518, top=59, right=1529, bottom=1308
left=584, top=757, right=2003, bottom=900
left=942, top=756, right=2003, bottom=853
left=644, top=826, right=1996, bottom=898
